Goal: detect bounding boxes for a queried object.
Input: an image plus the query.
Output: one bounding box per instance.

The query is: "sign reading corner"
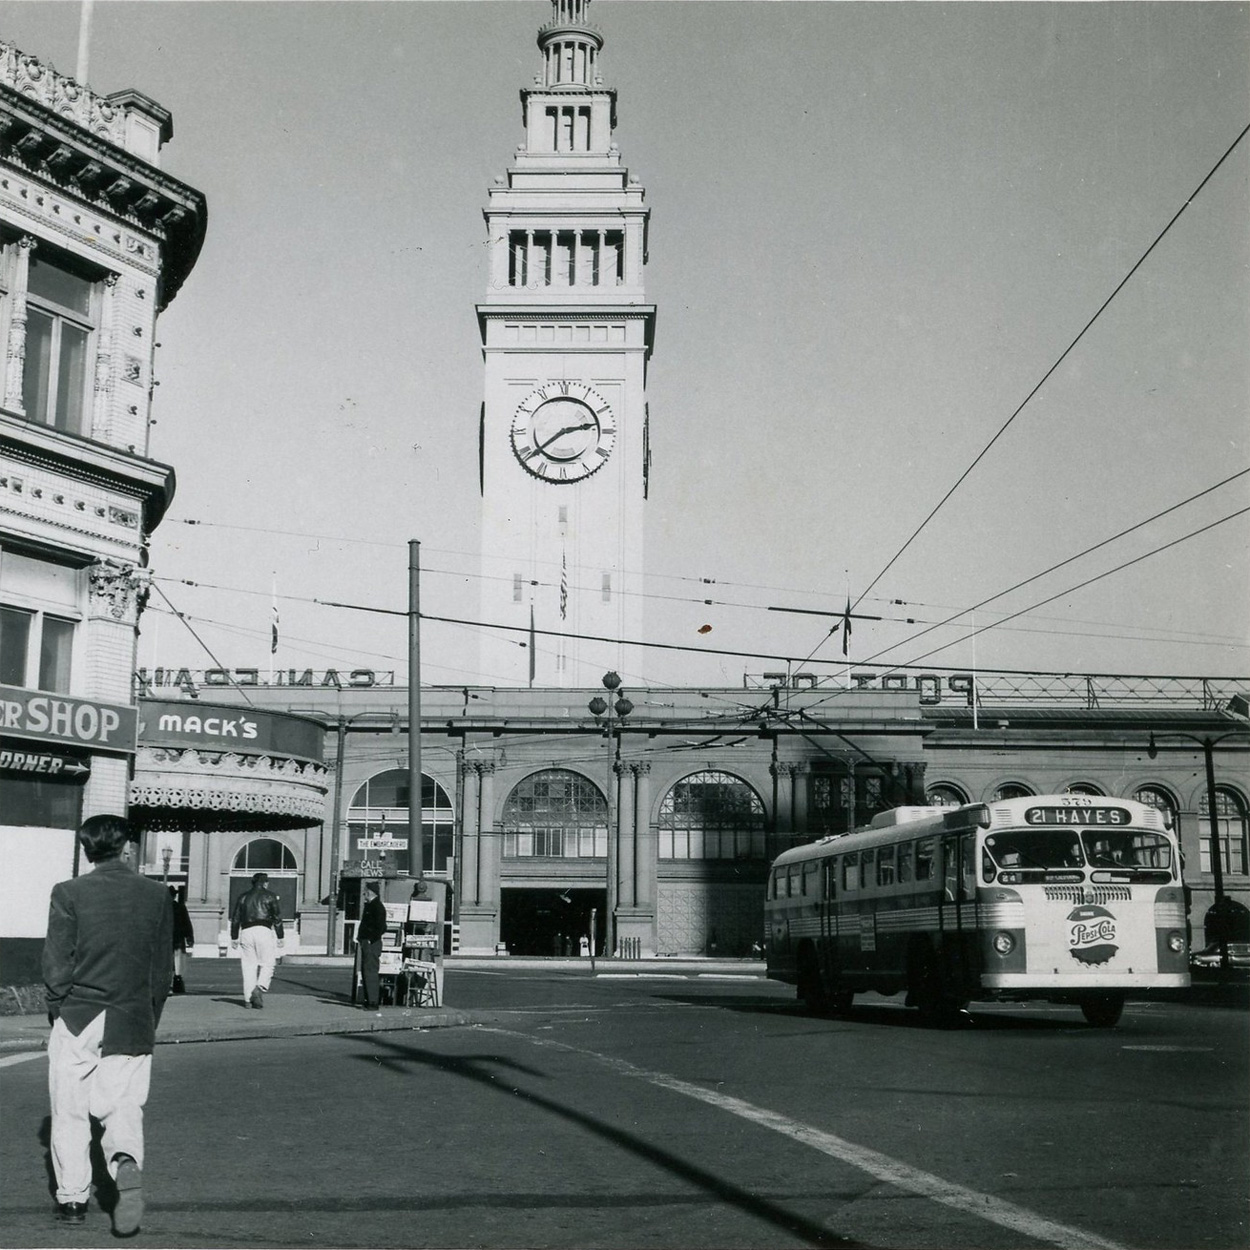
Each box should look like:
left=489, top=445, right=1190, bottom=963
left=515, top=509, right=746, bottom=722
left=0, top=684, right=137, bottom=754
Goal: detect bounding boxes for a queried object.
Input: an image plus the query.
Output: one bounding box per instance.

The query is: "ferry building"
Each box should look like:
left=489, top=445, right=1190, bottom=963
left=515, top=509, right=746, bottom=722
left=1, top=3, right=1247, bottom=982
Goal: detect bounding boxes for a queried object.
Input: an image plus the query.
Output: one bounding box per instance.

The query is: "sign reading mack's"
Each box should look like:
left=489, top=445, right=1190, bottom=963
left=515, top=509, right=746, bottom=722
left=0, top=684, right=138, bottom=753
left=137, top=699, right=325, bottom=764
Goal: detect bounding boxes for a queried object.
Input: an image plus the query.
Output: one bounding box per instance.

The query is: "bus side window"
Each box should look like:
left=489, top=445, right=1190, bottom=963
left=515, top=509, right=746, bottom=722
left=786, top=867, right=797, bottom=898
left=823, top=860, right=836, bottom=899
left=842, top=852, right=859, bottom=892
left=877, top=845, right=896, bottom=888
left=961, top=837, right=975, bottom=890
left=861, top=849, right=875, bottom=890
left=802, top=862, right=817, bottom=897
left=916, top=838, right=936, bottom=881
left=898, top=843, right=914, bottom=884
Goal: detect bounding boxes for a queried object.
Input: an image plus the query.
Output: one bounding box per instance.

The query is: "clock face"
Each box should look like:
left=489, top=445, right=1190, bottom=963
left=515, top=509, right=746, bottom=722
left=511, top=382, right=616, bottom=483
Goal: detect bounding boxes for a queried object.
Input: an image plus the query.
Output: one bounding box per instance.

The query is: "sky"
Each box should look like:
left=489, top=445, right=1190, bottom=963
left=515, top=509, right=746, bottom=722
left=4, top=0, right=1248, bottom=692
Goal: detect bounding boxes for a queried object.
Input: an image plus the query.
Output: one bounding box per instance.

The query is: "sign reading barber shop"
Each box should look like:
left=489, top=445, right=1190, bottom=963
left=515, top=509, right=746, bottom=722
left=0, top=684, right=137, bottom=754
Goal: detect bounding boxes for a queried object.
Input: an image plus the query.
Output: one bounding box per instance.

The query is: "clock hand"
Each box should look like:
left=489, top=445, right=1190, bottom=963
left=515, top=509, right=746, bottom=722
left=535, top=421, right=596, bottom=453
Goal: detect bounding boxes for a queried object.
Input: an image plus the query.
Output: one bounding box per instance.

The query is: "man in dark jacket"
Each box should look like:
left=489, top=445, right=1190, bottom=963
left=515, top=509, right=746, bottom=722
left=43, top=814, right=173, bottom=1235
left=356, top=882, right=389, bottom=1010
left=230, top=871, right=285, bottom=1008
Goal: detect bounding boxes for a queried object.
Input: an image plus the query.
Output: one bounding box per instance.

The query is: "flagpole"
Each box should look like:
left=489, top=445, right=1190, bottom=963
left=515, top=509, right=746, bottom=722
left=971, top=609, right=979, bottom=731
left=76, top=0, right=93, bottom=84
left=270, top=576, right=278, bottom=686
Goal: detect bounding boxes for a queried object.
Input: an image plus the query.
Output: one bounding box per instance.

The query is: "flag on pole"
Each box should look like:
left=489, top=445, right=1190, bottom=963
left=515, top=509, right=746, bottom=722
left=270, top=585, right=279, bottom=655
left=559, top=551, right=568, bottom=621
left=528, top=604, right=536, bottom=686
left=842, top=596, right=852, bottom=656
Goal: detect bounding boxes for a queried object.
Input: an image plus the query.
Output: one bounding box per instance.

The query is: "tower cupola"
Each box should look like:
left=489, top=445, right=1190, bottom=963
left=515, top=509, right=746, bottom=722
left=537, top=0, right=604, bottom=90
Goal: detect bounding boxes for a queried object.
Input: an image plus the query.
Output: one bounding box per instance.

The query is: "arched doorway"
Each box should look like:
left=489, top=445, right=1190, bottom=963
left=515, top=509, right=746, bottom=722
left=498, top=768, right=607, bottom=956
left=656, top=770, right=767, bottom=956
left=347, top=769, right=455, bottom=875
left=228, top=838, right=299, bottom=922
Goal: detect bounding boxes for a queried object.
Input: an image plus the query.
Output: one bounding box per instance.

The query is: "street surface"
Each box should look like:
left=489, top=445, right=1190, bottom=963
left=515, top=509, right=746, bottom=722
left=2, top=962, right=1246, bottom=1249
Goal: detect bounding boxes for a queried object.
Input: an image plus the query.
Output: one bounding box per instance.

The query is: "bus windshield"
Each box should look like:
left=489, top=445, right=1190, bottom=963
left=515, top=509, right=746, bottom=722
left=983, top=827, right=1174, bottom=877
left=984, top=830, right=1084, bottom=873
left=1079, top=829, right=1173, bottom=871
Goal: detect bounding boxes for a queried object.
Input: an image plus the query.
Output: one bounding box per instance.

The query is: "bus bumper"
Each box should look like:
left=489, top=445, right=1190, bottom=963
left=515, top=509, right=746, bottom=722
left=982, top=972, right=1191, bottom=991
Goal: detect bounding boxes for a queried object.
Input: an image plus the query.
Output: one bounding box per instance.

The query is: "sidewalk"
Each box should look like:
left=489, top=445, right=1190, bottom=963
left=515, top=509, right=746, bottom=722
left=0, top=957, right=768, bottom=1056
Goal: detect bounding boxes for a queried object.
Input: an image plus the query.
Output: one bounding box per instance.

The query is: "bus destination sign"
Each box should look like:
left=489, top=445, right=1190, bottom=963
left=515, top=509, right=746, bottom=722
left=1025, top=806, right=1131, bottom=827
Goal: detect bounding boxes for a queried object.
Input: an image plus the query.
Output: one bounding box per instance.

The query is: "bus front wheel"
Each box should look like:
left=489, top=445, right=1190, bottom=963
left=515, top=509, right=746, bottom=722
left=1080, top=994, right=1125, bottom=1028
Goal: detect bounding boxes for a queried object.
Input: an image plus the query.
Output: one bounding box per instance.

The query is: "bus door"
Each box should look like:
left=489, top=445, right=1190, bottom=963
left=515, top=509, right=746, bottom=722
left=940, top=834, right=977, bottom=987
left=820, top=858, right=836, bottom=980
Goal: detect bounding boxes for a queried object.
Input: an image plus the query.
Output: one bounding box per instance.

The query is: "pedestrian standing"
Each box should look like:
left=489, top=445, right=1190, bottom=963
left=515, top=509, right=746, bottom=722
left=356, top=882, right=389, bottom=1010
left=170, top=886, right=195, bottom=994
left=42, top=814, right=173, bottom=1235
left=229, top=871, right=284, bottom=1009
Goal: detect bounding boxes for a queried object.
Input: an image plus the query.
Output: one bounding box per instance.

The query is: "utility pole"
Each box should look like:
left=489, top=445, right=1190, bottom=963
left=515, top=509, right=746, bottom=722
left=408, top=540, right=423, bottom=879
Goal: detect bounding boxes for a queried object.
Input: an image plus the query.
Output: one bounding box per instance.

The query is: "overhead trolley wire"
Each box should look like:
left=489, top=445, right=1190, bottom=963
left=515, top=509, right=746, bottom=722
left=851, top=120, right=1250, bottom=614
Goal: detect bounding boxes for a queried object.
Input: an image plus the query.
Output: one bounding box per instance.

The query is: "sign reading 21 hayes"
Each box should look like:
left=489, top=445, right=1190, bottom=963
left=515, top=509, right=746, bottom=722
left=0, top=684, right=138, bottom=754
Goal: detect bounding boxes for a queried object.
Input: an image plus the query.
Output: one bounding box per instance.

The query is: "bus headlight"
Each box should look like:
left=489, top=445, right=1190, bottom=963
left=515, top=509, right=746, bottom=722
left=992, top=931, right=1015, bottom=956
left=1167, top=931, right=1184, bottom=953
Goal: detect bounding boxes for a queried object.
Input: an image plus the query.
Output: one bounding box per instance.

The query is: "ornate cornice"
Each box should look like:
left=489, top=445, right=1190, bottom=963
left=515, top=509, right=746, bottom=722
left=1, top=50, right=205, bottom=310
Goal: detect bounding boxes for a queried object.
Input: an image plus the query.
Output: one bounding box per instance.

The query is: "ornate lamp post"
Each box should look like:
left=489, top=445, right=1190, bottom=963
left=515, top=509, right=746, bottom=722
left=589, top=671, right=633, bottom=958
left=1148, top=727, right=1250, bottom=975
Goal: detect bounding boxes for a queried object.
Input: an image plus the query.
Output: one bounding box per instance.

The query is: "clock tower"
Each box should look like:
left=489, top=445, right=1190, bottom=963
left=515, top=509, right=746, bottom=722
left=478, top=0, right=654, bottom=686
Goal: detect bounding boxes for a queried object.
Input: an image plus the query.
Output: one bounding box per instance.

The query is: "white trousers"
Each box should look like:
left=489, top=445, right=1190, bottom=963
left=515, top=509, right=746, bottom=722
left=238, top=926, right=278, bottom=998
left=48, top=1013, right=151, bottom=1205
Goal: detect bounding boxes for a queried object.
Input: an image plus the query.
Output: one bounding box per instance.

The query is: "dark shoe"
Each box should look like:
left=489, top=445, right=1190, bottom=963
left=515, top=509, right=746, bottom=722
left=249, top=986, right=263, bottom=1009
left=171, top=976, right=185, bottom=994
left=56, top=1201, right=88, bottom=1223
left=112, top=1155, right=143, bottom=1236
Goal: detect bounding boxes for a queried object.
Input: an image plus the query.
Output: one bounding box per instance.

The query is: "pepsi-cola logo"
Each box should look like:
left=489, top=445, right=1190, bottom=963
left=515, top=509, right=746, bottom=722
left=1067, top=904, right=1118, bottom=966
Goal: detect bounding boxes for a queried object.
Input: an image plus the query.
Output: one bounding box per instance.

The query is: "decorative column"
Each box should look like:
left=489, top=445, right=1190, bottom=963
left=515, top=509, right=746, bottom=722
left=461, top=761, right=481, bottom=906
left=617, top=759, right=635, bottom=909
left=477, top=760, right=499, bottom=917
left=90, top=272, right=119, bottom=440
left=633, top=761, right=653, bottom=910
left=525, top=231, right=536, bottom=288
left=573, top=229, right=583, bottom=286
left=792, top=762, right=810, bottom=835
left=771, top=761, right=795, bottom=838
left=3, top=236, right=35, bottom=413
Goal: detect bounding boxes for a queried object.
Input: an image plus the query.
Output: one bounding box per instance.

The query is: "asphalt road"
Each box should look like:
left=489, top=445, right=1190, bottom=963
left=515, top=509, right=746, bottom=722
left=2, top=965, right=1246, bottom=1249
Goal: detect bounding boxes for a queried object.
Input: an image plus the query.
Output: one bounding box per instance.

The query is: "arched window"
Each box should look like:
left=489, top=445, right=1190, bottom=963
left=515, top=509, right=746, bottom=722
left=1064, top=782, right=1104, bottom=796
left=1198, top=788, right=1249, bottom=877
left=926, top=783, right=969, bottom=808
left=232, top=838, right=296, bottom=872
left=993, top=783, right=1035, bottom=802
left=502, top=769, right=607, bottom=858
left=658, top=771, right=766, bottom=861
left=1134, top=785, right=1179, bottom=828
left=348, top=769, right=454, bottom=874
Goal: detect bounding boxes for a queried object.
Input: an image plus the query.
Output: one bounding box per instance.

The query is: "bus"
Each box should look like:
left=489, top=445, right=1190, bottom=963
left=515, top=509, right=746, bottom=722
left=765, top=794, right=1190, bottom=1027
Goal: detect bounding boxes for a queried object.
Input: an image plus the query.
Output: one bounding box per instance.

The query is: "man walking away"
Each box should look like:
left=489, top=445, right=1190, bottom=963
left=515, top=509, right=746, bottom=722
left=230, top=871, right=284, bottom=1008
left=170, top=886, right=195, bottom=994
left=356, top=882, right=389, bottom=1010
left=43, top=814, right=173, bottom=1236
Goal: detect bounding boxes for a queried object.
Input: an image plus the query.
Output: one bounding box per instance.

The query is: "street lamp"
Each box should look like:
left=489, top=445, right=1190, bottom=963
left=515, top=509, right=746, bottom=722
left=589, top=671, right=633, bottom=958
left=1148, top=727, right=1250, bottom=975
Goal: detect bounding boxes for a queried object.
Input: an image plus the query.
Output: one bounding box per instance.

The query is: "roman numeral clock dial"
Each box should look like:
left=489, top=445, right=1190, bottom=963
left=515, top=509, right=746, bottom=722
left=510, top=382, right=617, bottom=482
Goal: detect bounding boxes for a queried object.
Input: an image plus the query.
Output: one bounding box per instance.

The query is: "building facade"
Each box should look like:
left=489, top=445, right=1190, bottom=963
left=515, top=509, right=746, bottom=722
left=0, top=42, right=206, bottom=978
left=121, top=672, right=1249, bottom=964
left=478, top=0, right=653, bottom=687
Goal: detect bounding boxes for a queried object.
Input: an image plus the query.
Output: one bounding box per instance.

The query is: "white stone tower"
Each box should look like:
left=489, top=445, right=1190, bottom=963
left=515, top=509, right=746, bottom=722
left=477, top=0, right=654, bottom=687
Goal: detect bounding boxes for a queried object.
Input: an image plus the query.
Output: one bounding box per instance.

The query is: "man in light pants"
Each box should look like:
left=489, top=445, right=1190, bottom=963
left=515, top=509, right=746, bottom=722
left=43, top=814, right=173, bottom=1235
left=229, top=871, right=285, bottom=1008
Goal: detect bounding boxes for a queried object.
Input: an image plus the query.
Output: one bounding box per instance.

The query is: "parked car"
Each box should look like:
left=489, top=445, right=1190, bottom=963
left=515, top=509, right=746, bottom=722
left=1189, top=942, right=1250, bottom=971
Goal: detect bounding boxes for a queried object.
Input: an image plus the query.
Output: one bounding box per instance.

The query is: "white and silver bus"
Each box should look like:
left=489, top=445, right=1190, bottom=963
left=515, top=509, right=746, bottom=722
left=765, top=794, right=1190, bottom=1026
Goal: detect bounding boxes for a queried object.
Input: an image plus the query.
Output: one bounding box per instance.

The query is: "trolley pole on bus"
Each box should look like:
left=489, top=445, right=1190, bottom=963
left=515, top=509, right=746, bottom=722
left=590, top=672, right=632, bottom=959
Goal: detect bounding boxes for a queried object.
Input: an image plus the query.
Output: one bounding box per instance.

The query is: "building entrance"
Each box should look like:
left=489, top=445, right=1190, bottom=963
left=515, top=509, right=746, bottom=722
left=500, top=887, right=604, bottom=957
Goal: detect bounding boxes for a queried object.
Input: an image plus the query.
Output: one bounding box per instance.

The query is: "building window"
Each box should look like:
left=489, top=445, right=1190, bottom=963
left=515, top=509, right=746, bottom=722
left=1198, top=788, right=1249, bottom=877
left=926, top=783, right=969, bottom=808
left=993, top=783, right=1035, bottom=802
left=1135, top=785, right=1179, bottom=834
left=348, top=768, right=455, bottom=875
left=232, top=838, right=297, bottom=872
left=22, top=251, right=97, bottom=434
left=0, top=547, right=79, bottom=693
left=658, top=770, right=766, bottom=860
left=1065, top=782, right=1104, bottom=796
left=502, top=769, right=606, bottom=858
